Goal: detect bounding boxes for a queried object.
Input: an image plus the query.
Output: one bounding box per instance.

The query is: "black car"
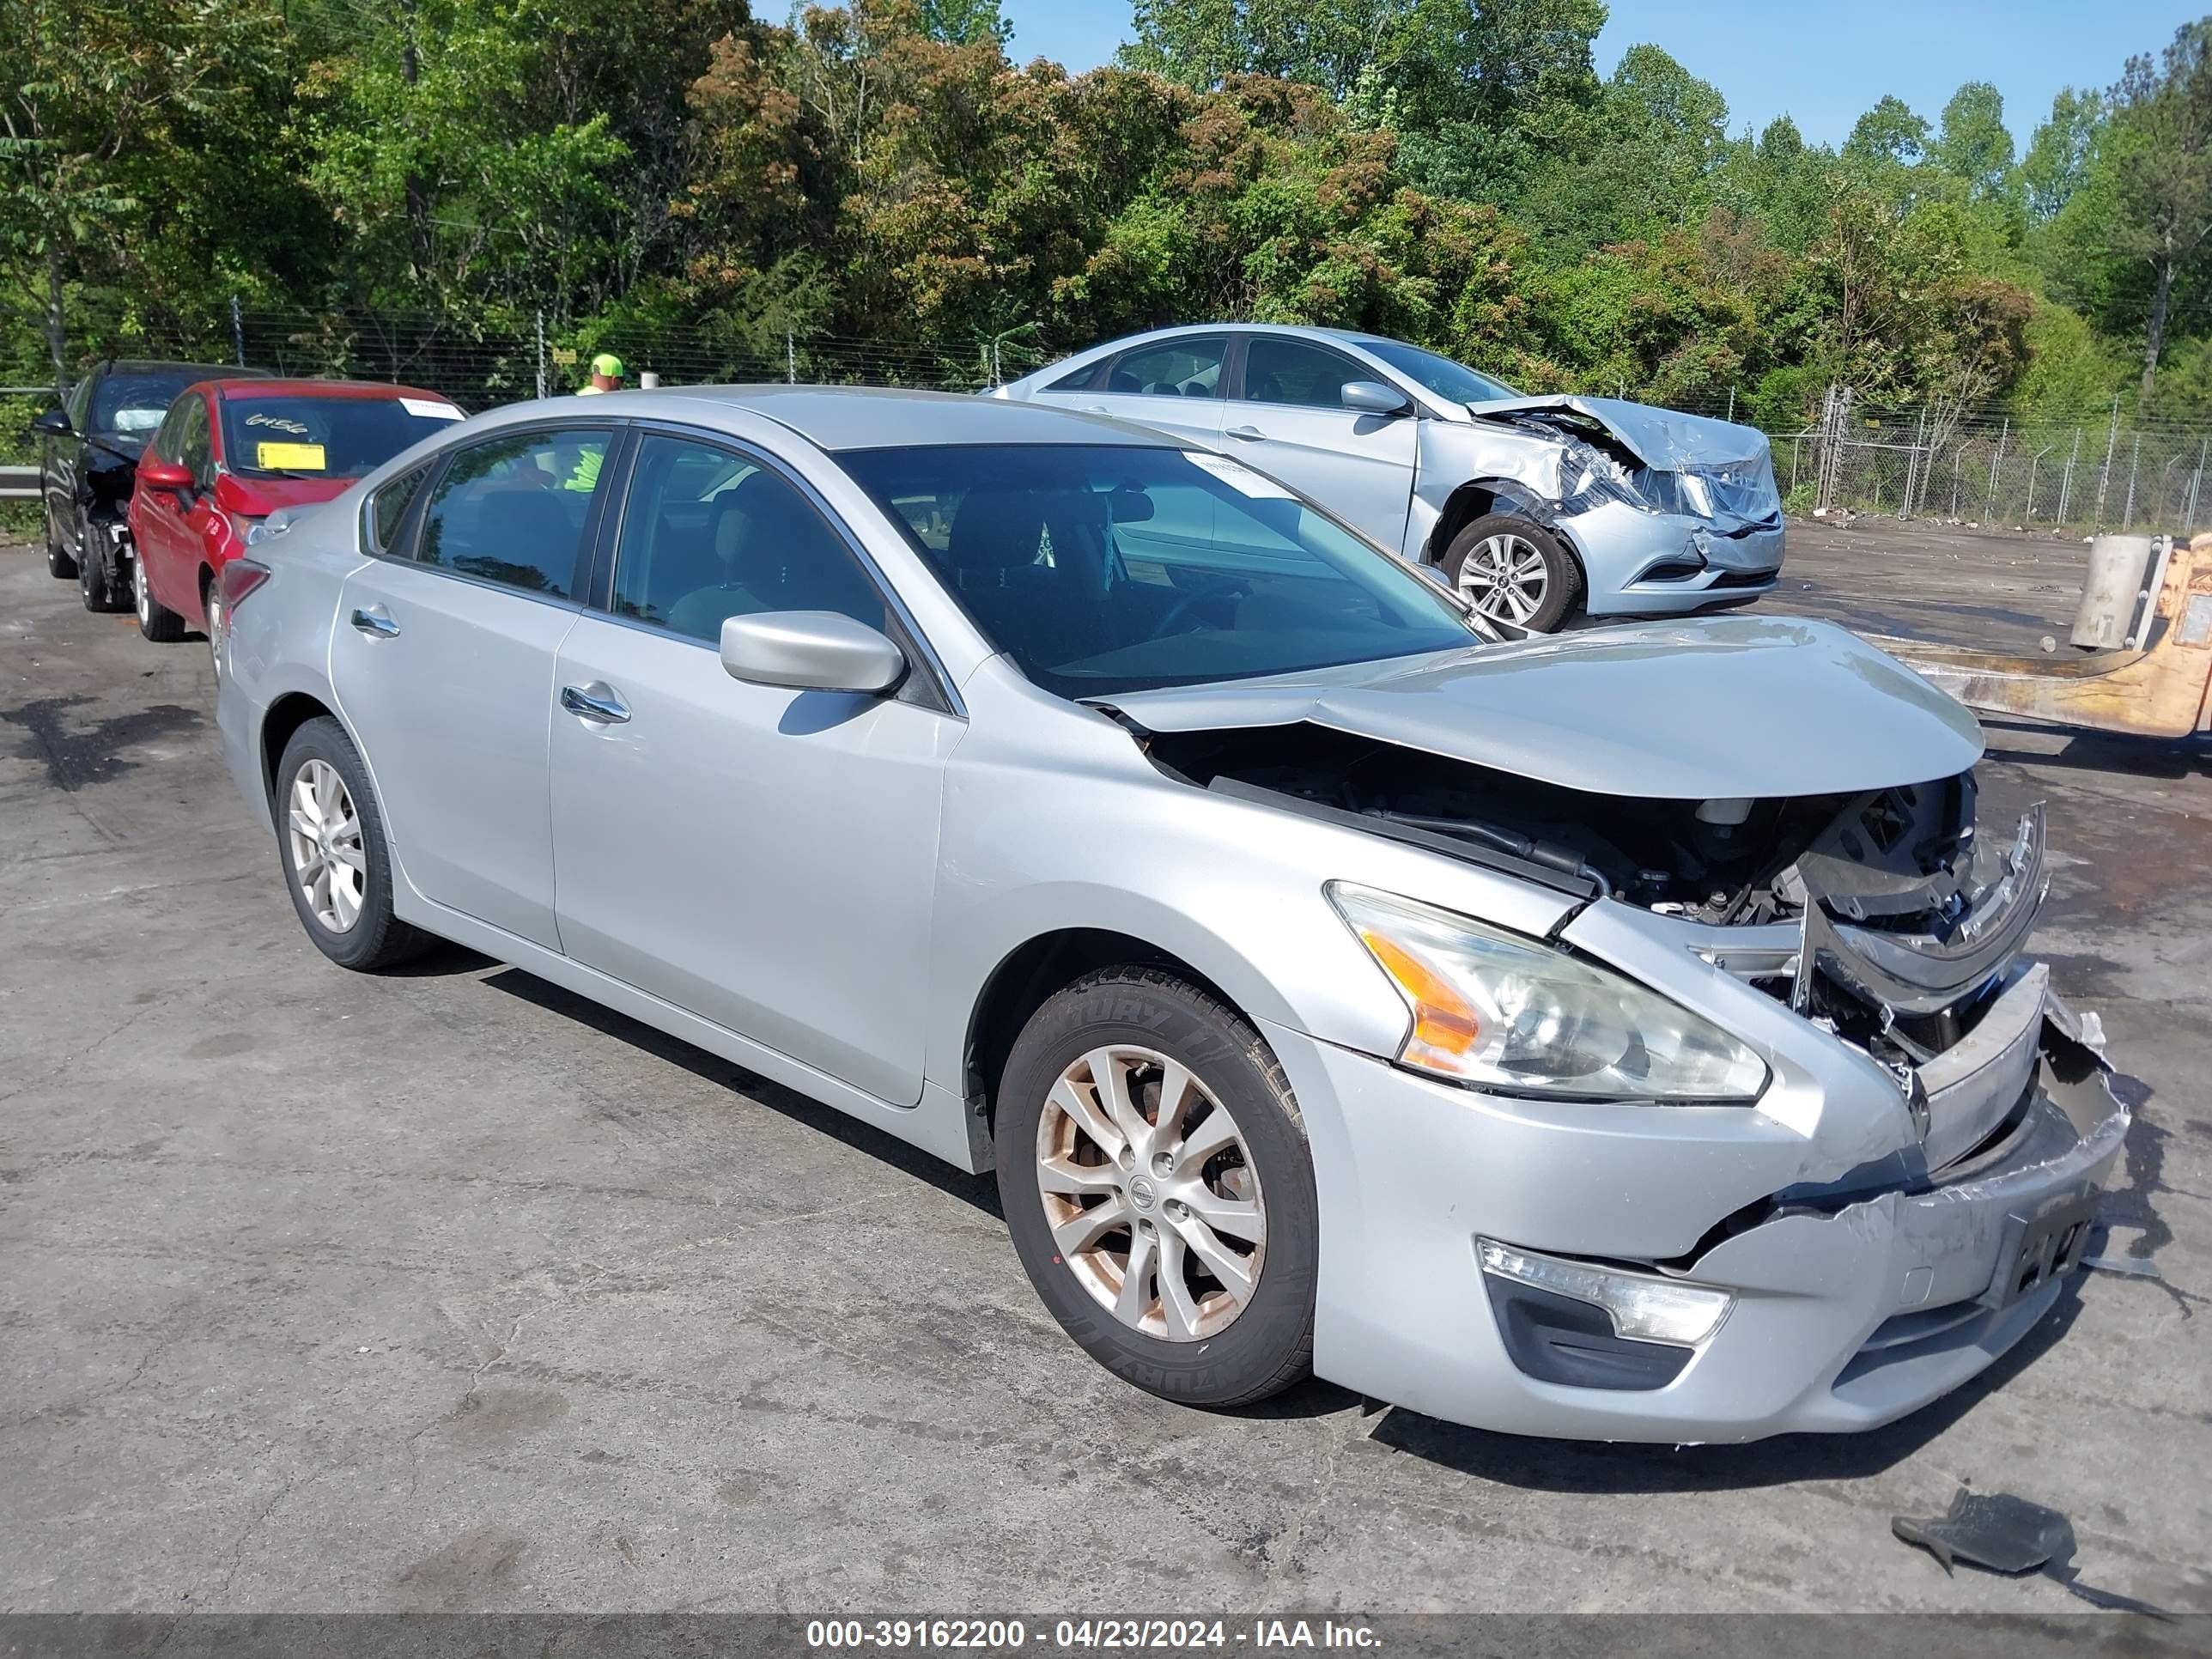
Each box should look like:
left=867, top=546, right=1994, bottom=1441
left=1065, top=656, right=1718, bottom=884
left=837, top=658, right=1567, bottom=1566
left=33, top=360, right=265, bottom=611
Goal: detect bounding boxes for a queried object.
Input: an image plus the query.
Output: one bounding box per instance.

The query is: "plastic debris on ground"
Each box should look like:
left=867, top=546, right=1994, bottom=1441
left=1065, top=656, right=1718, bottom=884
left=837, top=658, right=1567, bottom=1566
left=1891, top=1487, right=2172, bottom=1617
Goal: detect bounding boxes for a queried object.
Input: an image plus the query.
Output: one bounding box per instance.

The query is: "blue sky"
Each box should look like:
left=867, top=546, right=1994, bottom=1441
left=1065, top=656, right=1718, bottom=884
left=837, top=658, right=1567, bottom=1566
left=997, top=0, right=2200, bottom=148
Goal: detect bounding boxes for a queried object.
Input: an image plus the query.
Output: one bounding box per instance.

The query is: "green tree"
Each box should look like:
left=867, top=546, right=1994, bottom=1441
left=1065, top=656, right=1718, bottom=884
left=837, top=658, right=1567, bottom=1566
left=2105, top=20, right=2212, bottom=402
left=918, top=0, right=1010, bottom=47
left=0, top=0, right=285, bottom=387
left=2022, top=88, right=2106, bottom=222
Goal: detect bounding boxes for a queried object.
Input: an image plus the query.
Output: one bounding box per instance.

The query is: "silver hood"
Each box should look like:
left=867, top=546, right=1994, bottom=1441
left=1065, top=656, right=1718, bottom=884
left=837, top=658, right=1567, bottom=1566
left=1098, top=617, right=1984, bottom=800
left=1464, top=394, right=1765, bottom=471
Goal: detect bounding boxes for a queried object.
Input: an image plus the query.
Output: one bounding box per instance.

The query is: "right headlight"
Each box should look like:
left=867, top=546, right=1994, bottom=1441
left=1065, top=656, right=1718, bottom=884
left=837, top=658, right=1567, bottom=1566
left=1328, top=884, right=1770, bottom=1103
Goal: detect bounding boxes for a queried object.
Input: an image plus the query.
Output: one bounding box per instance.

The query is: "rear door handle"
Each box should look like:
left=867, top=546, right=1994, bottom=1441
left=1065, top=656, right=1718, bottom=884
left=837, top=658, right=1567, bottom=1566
left=561, top=683, right=630, bottom=725
left=349, top=605, right=400, bottom=638
left=1224, top=425, right=1267, bottom=441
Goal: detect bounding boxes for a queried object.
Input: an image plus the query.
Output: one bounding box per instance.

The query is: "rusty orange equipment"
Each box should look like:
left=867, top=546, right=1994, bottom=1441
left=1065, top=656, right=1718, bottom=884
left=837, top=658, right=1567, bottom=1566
left=1874, top=534, right=2212, bottom=739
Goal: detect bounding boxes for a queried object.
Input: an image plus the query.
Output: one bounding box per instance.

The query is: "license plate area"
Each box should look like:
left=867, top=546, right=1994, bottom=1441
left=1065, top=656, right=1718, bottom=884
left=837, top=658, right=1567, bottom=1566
left=1982, top=1192, right=2099, bottom=1309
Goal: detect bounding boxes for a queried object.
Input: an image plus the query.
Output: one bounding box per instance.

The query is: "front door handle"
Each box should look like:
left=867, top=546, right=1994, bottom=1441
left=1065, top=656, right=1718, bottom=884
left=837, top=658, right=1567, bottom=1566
left=1224, top=424, right=1267, bottom=441
left=561, top=683, right=630, bottom=725
left=350, top=605, right=400, bottom=638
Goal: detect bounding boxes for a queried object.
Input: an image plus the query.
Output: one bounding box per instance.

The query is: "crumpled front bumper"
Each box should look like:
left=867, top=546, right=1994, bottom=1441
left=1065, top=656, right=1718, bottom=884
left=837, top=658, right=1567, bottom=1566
left=1270, top=972, right=2128, bottom=1443
left=1561, top=501, right=1786, bottom=617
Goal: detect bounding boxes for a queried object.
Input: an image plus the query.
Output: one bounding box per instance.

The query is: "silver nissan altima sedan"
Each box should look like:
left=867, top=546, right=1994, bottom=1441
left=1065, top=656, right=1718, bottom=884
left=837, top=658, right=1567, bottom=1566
left=214, top=386, right=2124, bottom=1442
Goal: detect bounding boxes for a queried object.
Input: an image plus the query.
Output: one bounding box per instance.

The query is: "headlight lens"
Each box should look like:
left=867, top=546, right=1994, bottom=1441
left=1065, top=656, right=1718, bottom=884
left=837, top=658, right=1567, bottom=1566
left=1329, top=884, right=1770, bottom=1103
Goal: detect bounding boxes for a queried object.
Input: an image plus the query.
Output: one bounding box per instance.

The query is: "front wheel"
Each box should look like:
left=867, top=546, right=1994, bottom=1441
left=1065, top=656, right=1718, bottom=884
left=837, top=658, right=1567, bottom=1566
left=78, top=518, right=125, bottom=612
left=274, top=718, right=432, bottom=971
left=996, top=968, right=1317, bottom=1409
left=1443, top=513, right=1582, bottom=632
left=134, top=552, right=185, bottom=642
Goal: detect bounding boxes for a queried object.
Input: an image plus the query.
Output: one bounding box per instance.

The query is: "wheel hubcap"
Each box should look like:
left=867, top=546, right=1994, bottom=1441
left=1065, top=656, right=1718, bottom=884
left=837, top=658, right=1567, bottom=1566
left=1035, top=1046, right=1266, bottom=1342
left=134, top=556, right=149, bottom=622
left=287, top=759, right=367, bottom=933
left=1458, top=532, right=1551, bottom=625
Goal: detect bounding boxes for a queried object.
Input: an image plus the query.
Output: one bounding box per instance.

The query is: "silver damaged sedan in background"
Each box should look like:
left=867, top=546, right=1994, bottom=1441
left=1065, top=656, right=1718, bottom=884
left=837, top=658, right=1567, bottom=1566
left=215, top=386, right=2123, bottom=1442
left=998, top=323, right=1785, bottom=632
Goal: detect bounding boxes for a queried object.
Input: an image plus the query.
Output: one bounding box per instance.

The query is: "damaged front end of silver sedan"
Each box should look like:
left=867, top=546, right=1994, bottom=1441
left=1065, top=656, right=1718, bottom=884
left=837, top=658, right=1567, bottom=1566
left=1110, top=623, right=2127, bottom=1438
left=1414, top=395, right=1789, bottom=625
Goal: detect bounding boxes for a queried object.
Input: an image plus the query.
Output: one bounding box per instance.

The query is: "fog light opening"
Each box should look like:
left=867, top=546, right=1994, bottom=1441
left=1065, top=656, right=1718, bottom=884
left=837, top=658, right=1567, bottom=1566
left=1478, top=1237, right=1733, bottom=1346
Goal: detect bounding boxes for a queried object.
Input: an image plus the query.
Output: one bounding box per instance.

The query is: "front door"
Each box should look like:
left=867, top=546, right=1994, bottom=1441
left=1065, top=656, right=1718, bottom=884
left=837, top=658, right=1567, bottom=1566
left=138, top=392, right=222, bottom=623
left=331, top=423, right=615, bottom=949
left=1219, top=333, right=1418, bottom=552
left=548, top=431, right=959, bottom=1104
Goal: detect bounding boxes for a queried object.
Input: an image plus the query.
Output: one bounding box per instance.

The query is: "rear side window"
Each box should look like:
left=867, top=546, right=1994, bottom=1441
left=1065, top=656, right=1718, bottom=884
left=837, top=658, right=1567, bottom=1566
left=368, top=463, right=433, bottom=554
left=413, top=428, right=611, bottom=598
left=1105, top=337, right=1226, bottom=399
left=1238, top=337, right=1364, bottom=410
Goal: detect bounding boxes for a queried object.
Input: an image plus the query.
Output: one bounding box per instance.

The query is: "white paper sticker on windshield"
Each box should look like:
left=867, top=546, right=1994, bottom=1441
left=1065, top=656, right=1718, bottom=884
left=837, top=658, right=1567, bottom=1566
left=401, top=398, right=465, bottom=420
left=1183, top=452, right=1294, bottom=499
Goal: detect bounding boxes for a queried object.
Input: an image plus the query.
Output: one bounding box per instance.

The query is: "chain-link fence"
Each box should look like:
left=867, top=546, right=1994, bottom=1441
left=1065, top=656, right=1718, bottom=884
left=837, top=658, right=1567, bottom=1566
left=11, top=307, right=2212, bottom=536
left=1761, top=386, right=2209, bottom=535
left=3, top=303, right=1058, bottom=413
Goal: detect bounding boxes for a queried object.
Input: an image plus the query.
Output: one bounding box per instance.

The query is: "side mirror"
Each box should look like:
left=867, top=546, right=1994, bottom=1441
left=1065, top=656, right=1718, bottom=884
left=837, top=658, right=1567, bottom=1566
left=720, top=611, right=906, bottom=695
left=1107, top=487, right=1154, bottom=524
left=1340, top=380, right=1412, bottom=416
left=138, top=457, right=195, bottom=493
left=32, top=406, right=70, bottom=436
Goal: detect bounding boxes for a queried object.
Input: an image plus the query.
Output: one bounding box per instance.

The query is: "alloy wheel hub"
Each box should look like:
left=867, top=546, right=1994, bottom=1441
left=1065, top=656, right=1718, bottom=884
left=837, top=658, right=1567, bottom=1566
left=1034, top=1045, right=1266, bottom=1342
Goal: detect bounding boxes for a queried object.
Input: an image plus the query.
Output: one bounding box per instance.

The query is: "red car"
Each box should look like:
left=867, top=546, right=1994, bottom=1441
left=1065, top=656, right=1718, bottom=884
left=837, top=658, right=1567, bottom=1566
left=127, top=378, right=464, bottom=659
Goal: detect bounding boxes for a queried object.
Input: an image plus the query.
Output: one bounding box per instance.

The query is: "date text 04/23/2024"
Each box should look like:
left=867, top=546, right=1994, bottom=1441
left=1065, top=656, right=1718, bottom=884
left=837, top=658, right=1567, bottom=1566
left=803, top=1620, right=1383, bottom=1650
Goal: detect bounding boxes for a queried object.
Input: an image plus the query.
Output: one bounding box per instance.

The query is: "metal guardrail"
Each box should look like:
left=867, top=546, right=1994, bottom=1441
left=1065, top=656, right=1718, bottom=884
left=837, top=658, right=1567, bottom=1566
left=1, top=465, right=40, bottom=501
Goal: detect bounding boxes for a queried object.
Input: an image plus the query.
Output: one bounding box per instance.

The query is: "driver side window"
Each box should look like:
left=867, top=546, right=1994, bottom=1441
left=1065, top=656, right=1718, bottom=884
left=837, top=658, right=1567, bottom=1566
left=608, top=434, right=885, bottom=646
left=179, top=398, right=213, bottom=487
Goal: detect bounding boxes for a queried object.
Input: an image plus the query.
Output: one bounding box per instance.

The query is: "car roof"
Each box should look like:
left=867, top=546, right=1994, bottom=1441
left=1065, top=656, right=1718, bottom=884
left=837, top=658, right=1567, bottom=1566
left=206, top=378, right=451, bottom=404
left=532, top=384, right=1172, bottom=453
left=99, top=360, right=267, bottom=377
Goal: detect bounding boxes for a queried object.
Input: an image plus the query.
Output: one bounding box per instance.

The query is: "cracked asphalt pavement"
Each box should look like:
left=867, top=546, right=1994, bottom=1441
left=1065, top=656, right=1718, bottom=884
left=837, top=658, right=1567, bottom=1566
left=1, top=525, right=2207, bottom=1613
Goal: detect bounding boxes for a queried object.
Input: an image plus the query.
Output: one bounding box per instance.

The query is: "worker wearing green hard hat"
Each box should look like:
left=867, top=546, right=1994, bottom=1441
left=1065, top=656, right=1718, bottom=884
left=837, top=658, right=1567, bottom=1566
left=575, top=352, right=624, bottom=396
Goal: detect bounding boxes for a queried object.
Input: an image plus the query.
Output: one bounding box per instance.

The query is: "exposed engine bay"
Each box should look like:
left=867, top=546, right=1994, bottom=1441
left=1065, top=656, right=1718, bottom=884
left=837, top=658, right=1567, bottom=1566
left=1145, top=721, right=2050, bottom=1097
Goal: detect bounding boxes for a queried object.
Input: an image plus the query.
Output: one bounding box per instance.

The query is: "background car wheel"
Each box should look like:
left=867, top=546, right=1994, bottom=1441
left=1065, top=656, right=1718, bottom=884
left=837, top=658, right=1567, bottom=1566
left=133, top=552, right=186, bottom=642
left=77, top=518, right=125, bottom=612
left=274, top=718, right=432, bottom=972
left=996, top=967, right=1317, bottom=1410
left=45, top=507, right=78, bottom=580
left=1443, top=513, right=1582, bottom=632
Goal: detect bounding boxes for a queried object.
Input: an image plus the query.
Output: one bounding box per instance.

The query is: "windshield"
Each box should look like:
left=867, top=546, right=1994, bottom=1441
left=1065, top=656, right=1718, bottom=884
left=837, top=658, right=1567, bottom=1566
left=1355, top=339, right=1518, bottom=405
left=221, top=393, right=462, bottom=478
left=92, top=369, right=203, bottom=437
left=842, top=444, right=1482, bottom=699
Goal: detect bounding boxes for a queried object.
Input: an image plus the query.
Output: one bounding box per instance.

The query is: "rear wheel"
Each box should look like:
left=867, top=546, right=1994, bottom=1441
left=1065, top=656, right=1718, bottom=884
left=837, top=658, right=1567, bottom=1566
left=1443, top=512, right=1581, bottom=632
left=45, top=506, right=77, bottom=580
left=134, top=550, right=185, bottom=641
left=274, top=718, right=432, bottom=972
left=996, top=968, right=1317, bottom=1409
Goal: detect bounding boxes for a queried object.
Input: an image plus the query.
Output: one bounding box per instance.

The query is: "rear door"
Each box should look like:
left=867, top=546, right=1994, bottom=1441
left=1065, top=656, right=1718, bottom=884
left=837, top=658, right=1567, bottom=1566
left=1218, top=333, right=1417, bottom=552
left=331, top=422, right=617, bottom=949
left=1046, top=334, right=1230, bottom=448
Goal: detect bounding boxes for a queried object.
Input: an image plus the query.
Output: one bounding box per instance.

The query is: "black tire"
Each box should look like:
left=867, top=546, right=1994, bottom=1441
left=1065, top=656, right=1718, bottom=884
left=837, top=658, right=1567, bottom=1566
left=45, top=506, right=78, bottom=580
left=996, top=967, right=1317, bottom=1410
left=1442, top=512, right=1583, bottom=633
left=133, top=550, right=186, bottom=641
left=78, top=516, right=125, bottom=612
left=273, top=717, right=433, bottom=972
